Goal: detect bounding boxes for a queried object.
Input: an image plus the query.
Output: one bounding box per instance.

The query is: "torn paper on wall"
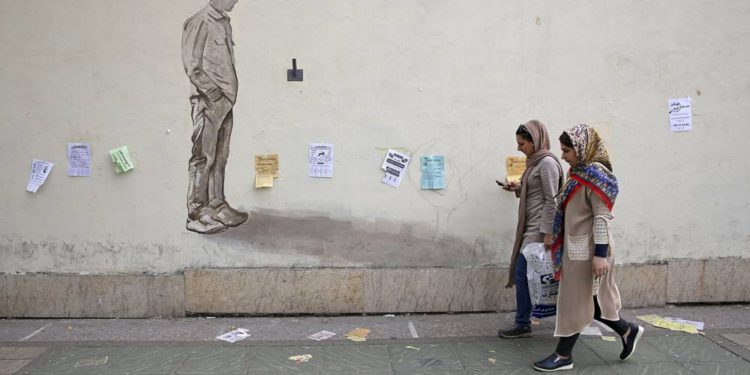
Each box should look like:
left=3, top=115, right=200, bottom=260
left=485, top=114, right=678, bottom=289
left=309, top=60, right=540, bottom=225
left=26, top=159, right=54, bottom=193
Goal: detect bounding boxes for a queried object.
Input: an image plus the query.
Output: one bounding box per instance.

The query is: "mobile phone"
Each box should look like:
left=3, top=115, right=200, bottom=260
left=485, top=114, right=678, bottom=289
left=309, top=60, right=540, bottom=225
left=495, top=180, right=505, bottom=187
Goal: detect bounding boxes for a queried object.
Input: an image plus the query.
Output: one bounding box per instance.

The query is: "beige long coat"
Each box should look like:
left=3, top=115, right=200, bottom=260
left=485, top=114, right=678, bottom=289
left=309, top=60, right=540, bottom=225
left=554, top=185, right=622, bottom=337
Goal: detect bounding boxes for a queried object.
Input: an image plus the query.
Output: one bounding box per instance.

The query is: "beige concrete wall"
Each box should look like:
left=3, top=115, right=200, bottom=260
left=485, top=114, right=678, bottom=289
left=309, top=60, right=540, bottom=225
left=2, top=259, right=746, bottom=317
left=0, top=1, right=749, bottom=313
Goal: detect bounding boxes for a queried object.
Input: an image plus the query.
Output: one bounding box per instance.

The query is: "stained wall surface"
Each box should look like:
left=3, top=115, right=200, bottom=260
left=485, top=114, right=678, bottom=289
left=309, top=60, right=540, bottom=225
left=1, top=0, right=749, bottom=278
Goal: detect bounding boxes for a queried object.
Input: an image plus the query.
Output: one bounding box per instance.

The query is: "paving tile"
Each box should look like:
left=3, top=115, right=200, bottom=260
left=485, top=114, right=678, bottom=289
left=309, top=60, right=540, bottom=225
left=0, top=360, right=31, bottom=374
left=175, top=347, right=252, bottom=374
left=649, top=334, right=741, bottom=362
left=1, top=348, right=46, bottom=360
left=723, top=333, right=750, bottom=350
left=246, top=345, right=323, bottom=374
left=0, top=349, right=20, bottom=361
left=464, top=367, right=541, bottom=375
left=321, top=344, right=391, bottom=372
left=454, top=338, right=603, bottom=368
left=612, top=362, right=693, bottom=374
left=388, top=343, right=463, bottom=372
left=27, top=347, right=188, bottom=375
left=682, top=361, right=750, bottom=374
left=580, top=337, right=672, bottom=363
left=454, top=340, right=530, bottom=368
left=392, top=370, right=466, bottom=375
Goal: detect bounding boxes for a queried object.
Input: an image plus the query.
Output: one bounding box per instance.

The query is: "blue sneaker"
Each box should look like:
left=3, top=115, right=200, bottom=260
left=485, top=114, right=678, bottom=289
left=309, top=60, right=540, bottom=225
left=533, top=353, right=574, bottom=372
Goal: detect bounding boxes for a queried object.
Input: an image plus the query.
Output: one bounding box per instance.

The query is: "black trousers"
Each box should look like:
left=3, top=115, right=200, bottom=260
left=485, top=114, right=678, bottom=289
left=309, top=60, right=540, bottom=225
left=555, top=296, right=630, bottom=357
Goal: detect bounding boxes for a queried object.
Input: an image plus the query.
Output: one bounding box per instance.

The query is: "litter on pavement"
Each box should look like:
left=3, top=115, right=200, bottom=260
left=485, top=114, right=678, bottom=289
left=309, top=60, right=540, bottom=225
left=216, top=328, right=251, bottom=343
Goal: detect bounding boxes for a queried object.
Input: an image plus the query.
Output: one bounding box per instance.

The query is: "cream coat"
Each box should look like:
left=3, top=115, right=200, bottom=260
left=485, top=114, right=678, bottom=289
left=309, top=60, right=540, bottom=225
left=554, top=185, right=622, bottom=337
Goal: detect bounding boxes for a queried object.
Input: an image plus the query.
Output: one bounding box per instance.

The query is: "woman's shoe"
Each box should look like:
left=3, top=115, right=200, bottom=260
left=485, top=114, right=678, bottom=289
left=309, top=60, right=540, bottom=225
left=533, top=353, right=574, bottom=372
left=620, top=323, right=645, bottom=360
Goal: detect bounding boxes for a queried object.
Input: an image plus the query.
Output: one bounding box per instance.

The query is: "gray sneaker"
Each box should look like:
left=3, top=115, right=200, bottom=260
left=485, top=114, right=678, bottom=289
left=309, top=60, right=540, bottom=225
left=498, top=325, right=532, bottom=339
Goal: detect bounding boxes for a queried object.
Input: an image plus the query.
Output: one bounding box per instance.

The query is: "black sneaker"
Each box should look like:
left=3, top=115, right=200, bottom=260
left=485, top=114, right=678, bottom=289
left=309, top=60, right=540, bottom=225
left=620, top=323, right=644, bottom=360
left=498, top=325, right=532, bottom=339
left=533, top=353, right=574, bottom=372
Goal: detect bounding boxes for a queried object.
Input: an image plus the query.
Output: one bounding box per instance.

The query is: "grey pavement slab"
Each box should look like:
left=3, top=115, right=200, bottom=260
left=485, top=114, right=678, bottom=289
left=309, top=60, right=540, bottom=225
left=11, top=335, right=750, bottom=375
left=0, top=360, right=31, bottom=375
left=0, top=304, right=748, bottom=374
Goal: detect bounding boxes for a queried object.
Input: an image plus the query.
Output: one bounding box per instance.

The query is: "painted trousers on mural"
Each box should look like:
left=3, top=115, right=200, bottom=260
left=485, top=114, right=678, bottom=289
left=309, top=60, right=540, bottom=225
left=187, top=95, right=234, bottom=220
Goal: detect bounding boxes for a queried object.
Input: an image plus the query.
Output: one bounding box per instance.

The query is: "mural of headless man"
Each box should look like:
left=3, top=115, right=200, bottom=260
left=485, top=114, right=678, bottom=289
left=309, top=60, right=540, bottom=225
left=182, top=0, right=248, bottom=234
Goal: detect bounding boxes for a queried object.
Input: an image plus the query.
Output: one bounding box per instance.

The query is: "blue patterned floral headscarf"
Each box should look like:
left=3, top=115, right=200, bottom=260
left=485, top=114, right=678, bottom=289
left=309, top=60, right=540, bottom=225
left=550, top=124, right=618, bottom=280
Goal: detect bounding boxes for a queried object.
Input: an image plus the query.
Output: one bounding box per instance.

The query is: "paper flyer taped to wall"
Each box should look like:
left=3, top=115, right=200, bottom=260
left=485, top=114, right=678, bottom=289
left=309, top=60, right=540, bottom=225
left=382, top=149, right=410, bottom=188
left=67, top=143, right=91, bottom=177
left=109, top=146, right=134, bottom=174
left=420, top=155, right=445, bottom=190
left=669, top=97, right=692, bottom=132
left=506, top=156, right=526, bottom=184
left=26, top=159, right=54, bottom=193
left=255, top=154, right=279, bottom=188
left=309, top=143, right=333, bottom=178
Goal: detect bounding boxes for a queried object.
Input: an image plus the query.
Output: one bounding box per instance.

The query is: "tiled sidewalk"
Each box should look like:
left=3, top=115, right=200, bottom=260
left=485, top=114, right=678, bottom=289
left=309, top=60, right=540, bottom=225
left=6, top=332, right=750, bottom=374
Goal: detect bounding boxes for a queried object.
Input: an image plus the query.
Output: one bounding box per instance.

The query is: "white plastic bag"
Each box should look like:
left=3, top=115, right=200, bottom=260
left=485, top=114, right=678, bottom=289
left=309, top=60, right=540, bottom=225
left=521, top=242, right=559, bottom=318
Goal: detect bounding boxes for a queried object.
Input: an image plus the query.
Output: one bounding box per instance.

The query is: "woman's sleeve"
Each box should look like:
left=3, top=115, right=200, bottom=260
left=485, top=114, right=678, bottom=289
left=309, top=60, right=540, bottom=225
left=539, top=158, right=560, bottom=235
left=588, top=187, right=613, bottom=258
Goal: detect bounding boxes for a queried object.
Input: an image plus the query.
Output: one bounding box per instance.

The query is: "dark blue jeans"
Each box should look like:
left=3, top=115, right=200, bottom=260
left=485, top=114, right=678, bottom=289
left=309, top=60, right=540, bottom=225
left=514, top=255, right=532, bottom=328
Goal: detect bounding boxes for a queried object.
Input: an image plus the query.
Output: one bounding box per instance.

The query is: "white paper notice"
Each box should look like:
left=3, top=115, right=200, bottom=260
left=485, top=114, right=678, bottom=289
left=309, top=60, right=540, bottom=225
left=580, top=325, right=603, bottom=336
left=67, top=143, right=91, bottom=177
left=669, top=97, right=692, bottom=132
left=381, top=149, right=411, bottom=188
left=308, top=143, right=334, bottom=178
left=307, top=330, right=337, bottom=341
left=26, top=159, right=54, bottom=193
left=216, top=328, right=251, bottom=343
left=665, top=317, right=704, bottom=331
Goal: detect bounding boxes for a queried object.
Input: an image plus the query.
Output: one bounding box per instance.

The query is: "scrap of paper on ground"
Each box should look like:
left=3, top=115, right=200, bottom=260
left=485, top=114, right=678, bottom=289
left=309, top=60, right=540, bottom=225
left=346, top=328, right=370, bottom=342
left=307, top=330, right=336, bottom=341
left=637, top=314, right=699, bottom=334
left=215, top=328, right=251, bottom=343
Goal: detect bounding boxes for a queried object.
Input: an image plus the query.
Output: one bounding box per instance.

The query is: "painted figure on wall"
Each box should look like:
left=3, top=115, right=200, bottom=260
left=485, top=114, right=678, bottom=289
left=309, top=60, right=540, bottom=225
left=182, top=0, right=248, bottom=234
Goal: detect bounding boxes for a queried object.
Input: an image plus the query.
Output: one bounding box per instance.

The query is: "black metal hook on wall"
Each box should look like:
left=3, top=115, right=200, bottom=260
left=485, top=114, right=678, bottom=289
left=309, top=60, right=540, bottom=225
left=287, top=59, right=303, bottom=81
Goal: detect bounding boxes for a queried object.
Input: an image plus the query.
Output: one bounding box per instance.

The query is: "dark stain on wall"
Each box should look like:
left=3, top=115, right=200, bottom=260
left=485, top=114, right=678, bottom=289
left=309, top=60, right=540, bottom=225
left=214, top=209, right=499, bottom=268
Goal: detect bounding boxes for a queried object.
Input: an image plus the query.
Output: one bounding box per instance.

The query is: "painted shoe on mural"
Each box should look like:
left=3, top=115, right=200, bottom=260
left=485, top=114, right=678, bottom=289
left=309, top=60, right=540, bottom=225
left=186, top=214, right=227, bottom=234
left=212, top=204, right=249, bottom=227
